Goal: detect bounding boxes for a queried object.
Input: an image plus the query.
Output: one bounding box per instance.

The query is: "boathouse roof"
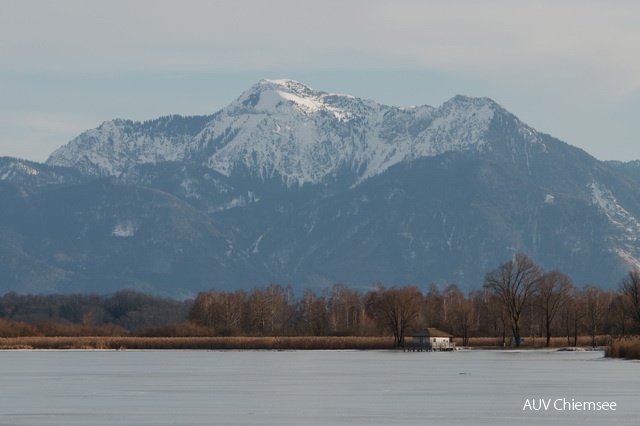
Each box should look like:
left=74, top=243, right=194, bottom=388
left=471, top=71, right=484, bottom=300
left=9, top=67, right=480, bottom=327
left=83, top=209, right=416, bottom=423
left=412, top=328, right=453, bottom=338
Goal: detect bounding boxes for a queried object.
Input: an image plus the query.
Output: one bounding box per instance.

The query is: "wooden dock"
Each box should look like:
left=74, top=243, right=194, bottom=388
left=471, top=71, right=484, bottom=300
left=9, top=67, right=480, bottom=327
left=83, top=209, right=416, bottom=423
left=402, top=343, right=456, bottom=352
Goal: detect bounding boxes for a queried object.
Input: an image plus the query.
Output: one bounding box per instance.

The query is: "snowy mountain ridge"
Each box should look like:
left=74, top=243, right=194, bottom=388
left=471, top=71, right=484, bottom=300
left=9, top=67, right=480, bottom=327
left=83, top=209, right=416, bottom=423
left=47, top=114, right=213, bottom=177
left=46, top=79, right=545, bottom=187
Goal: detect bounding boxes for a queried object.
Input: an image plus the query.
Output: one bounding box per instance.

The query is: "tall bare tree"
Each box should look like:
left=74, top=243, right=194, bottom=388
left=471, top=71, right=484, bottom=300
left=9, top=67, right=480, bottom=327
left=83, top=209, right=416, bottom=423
left=189, top=291, right=217, bottom=328
left=619, top=269, right=640, bottom=330
left=216, top=290, right=247, bottom=334
left=611, top=292, right=632, bottom=336
left=535, top=270, right=574, bottom=347
left=327, top=284, right=364, bottom=335
left=366, top=285, right=423, bottom=348
left=424, top=284, right=445, bottom=330
left=188, top=290, right=246, bottom=334
left=483, top=253, right=543, bottom=347
left=442, top=284, right=476, bottom=346
left=298, top=288, right=328, bottom=335
left=247, top=287, right=270, bottom=334
left=248, top=283, right=295, bottom=334
left=559, top=286, right=584, bottom=347
left=583, top=285, right=610, bottom=347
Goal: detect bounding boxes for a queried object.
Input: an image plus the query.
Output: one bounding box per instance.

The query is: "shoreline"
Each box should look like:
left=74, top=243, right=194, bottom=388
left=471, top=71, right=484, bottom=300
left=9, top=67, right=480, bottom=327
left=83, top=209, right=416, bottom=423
left=0, top=335, right=612, bottom=352
left=0, top=336, right=395, bottom=351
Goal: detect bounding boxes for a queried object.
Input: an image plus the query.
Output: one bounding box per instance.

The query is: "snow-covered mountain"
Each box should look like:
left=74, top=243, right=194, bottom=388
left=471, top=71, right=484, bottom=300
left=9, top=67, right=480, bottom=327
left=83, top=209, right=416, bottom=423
left=47, top=79, right=544, bottom=187
left=1, top=79, right=639, bottom=296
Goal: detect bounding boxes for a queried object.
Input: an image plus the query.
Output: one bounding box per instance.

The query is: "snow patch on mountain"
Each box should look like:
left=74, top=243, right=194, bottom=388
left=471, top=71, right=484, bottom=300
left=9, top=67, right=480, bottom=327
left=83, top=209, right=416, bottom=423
left=590, top=181, right=639, bottom=229
left=1, top=160, right=40, bottom=180
left=112, top=221, right=136, bottom=237
left=207, top=191, right=260, bottom=213
left=589, top=181, right=640, bottom=267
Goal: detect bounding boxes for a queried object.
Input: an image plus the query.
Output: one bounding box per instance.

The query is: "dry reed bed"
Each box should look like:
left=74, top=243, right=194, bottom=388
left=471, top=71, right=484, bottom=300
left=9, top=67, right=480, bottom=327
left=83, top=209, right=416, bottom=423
left=459, top=335, right=611, bottom=348
left=0, top=335, right=618, bottom=351
left=0, top=336, right=395, bottom=350
left=606, top=336, right=640, bottom=359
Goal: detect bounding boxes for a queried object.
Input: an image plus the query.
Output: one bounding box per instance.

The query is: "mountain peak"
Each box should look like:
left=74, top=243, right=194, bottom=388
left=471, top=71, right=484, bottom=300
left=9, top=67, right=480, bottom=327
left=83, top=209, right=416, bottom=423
left=259, top=78, right=315, bottom=94
left=442, top=95, right=502, bottom=111
left=230, top=78, right=350, bottom=117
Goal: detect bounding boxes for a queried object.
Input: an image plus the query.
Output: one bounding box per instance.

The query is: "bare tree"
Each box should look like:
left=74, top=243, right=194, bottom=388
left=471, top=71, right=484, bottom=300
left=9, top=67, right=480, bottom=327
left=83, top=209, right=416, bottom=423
left=366, top=285, right=423, bottom=348
left=188, top=291, right=217, bottom=329
left=483, top=253, right=543, bottom=347
left=327, top=284, right=364, bottom=335
left=298, top=288, right=328, bottom=335
left=559, top=286, right=584, bottom=347
left=217, top=290, right=246, bottom=334
left=441, top=284, right=457, bottom=331
left=188, top=290, right=247, bottom=335
left=443, top=284, right=476, bottom=346
left=247, top=283, right=295, bottom=334
left=535, top=270, right=574, bottom=347
left=424, top=284, right=445, bottom=330
left=471, top=287, right=501, bottom=340
left=247, top=287, right=270, bottom=334
left=619, top=269, right=640, bottom=330
left=583, top=285, right=609, bottom=347
left=611, top=292, right=632, bottom=336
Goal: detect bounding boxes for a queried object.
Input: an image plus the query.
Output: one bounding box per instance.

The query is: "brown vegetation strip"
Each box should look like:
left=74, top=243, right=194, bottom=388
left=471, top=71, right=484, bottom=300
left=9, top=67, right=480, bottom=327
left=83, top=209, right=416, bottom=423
left=0, top=335, right=616, bottom=351
left=456, top=335, right=611, bottom=349
left=0, top=336, right=395, bottom=350
left=607, top=336, right=640, bottom=359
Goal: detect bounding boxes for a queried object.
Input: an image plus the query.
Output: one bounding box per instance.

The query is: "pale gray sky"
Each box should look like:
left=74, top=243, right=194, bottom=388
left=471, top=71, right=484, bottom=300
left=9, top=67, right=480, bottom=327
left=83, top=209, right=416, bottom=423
left=1, top=0, right=639, bottom=162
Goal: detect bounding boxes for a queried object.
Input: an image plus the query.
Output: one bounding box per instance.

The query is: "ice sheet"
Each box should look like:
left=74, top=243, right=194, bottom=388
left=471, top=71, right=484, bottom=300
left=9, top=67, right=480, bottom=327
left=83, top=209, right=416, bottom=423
left=0, top=349, right=636, bottom=425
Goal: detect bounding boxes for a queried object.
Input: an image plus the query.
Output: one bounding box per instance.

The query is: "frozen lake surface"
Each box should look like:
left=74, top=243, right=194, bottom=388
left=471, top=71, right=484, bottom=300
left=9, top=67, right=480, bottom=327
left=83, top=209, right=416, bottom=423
left=0, top=349, right=638, bottom=425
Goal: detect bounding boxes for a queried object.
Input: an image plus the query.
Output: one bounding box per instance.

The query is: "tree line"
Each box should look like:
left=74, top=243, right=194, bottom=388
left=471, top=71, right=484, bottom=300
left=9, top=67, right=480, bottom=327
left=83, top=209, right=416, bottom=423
left=188, top=255, right=640, bottom=348
left=1, top=253, right=640, bottom=346
left=0, top=290, right=190, bottom=335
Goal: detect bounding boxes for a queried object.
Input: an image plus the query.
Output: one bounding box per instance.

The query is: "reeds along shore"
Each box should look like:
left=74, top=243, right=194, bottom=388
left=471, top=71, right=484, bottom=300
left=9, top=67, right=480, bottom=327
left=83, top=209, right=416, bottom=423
left=0, top=336, right=395, bottom=350
left=0, top=335, right=620, bottom=351
left=606, top=336, right=640, bottom=359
